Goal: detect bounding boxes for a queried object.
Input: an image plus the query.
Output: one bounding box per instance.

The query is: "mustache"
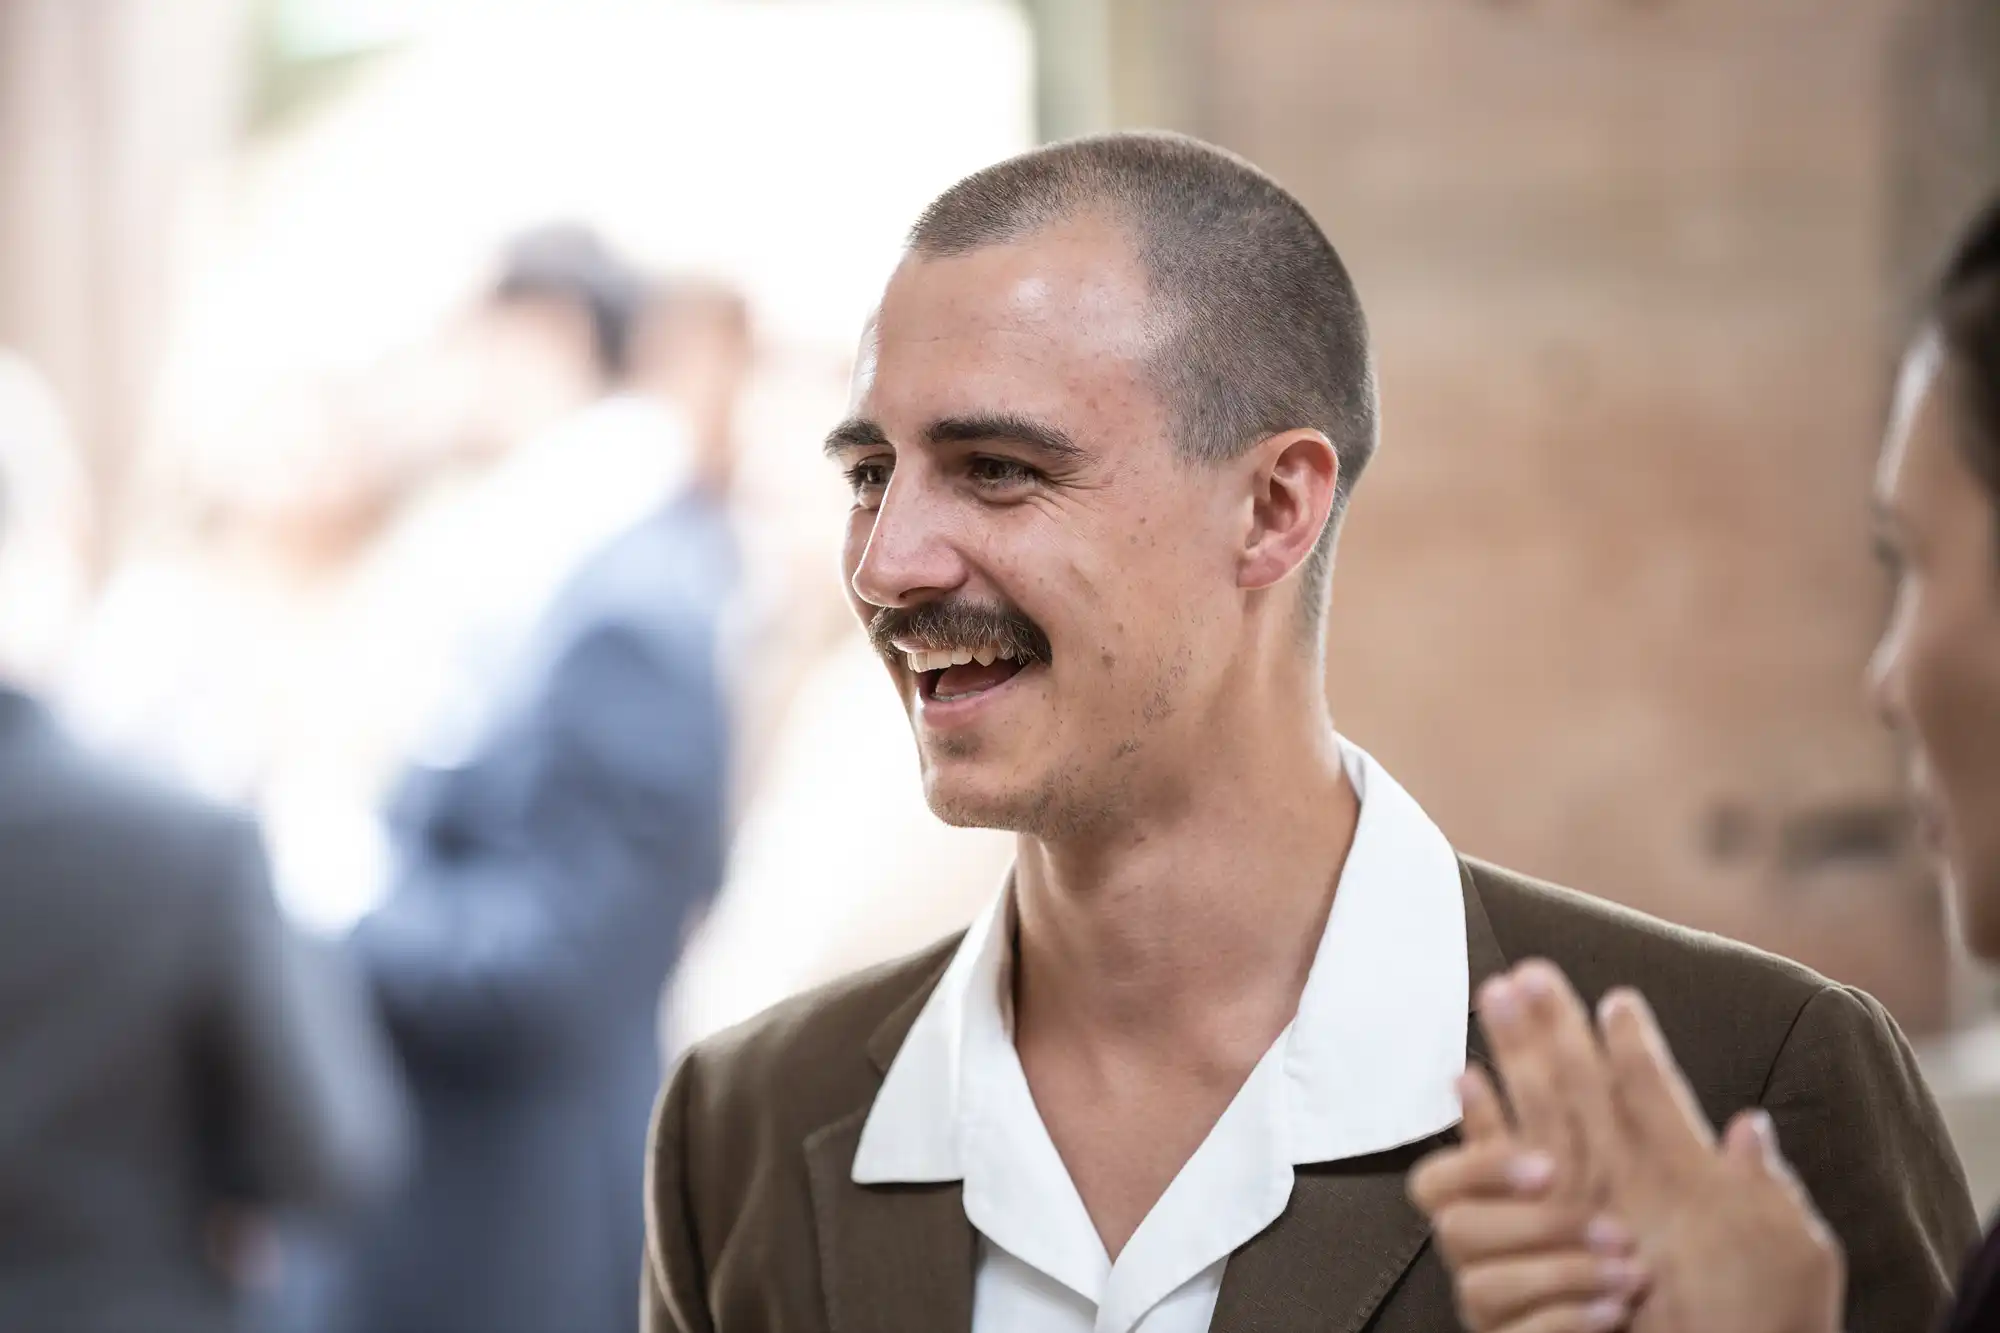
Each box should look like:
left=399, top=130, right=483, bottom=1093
left=867, top=598, right=1052, bottom=667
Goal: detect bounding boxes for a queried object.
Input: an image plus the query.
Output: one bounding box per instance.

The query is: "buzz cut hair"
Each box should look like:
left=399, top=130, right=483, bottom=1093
left=907, top=131, right=1378, bottom=629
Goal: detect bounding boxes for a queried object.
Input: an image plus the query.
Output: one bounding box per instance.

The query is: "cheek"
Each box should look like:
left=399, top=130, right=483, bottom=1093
left=1903, top=584, right=2000, bottom=791
left=1902, top=604, right=1965, bottom=744
left=1091, top=485, right=1227, bottom=612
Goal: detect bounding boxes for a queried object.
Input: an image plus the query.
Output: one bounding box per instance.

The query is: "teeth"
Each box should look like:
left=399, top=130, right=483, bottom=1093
left=901, top=643, right=1020, bottom=674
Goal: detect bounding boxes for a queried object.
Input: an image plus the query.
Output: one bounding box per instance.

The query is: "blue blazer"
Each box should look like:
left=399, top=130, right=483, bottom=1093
left=339, top=493, right=736, bottom=1333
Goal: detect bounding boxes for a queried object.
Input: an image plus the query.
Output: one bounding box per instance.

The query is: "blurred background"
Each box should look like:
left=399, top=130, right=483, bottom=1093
left=4, top=0, right=2000, bottom=1328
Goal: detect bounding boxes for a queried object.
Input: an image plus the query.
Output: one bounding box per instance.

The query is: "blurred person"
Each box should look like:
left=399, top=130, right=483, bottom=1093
left=339, top=228, right=702, bottom=790
left=332, top=225, right=736, bottom=1333
left=640, top=133, right=1972, bottom=1333
left=0, top=353, right=408, bottom=1333
left=624, top=274, right=789, bottom=821
left=1405, top=196, right=2000, bottom=1333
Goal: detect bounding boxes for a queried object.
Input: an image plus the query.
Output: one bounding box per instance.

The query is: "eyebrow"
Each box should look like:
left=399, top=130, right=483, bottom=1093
left=923, top=413, right=1086, bottom=465
left=823, top=412, right=1089, bottom=466
left=823, top=418, right=890, bottom=456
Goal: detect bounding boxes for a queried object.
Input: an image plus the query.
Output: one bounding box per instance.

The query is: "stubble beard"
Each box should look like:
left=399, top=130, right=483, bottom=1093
left=918, top=737, right=1125, bottom=845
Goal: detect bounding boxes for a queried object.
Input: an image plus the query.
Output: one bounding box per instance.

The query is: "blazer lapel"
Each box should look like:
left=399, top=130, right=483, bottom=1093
left=1208, top=1142, right=1440, bottom=1333
left=802, top=940, right=976, bottom=1333
left=804, top=1107, right=976, bottom=1333
left=1209, top=859, right=1512, bottom=1333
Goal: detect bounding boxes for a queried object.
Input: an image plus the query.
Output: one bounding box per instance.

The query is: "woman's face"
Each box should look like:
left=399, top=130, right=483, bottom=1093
left=1870, top=332, right=2000, bottom=959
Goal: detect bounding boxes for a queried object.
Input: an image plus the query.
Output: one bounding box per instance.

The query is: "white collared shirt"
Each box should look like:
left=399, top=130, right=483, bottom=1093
left=850, top=739, right=1469, bottom=1333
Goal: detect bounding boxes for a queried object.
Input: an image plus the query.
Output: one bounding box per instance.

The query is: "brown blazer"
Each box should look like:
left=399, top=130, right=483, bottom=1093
left=643, top=858, right=1977, bottom=1333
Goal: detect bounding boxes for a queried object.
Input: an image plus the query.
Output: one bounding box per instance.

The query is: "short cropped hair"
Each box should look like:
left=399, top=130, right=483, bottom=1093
left=908, top=132, right=1377, bottom=624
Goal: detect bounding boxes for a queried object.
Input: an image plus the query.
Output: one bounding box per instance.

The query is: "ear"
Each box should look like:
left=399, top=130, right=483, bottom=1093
left=1238, top=428, right=1339, bottom=592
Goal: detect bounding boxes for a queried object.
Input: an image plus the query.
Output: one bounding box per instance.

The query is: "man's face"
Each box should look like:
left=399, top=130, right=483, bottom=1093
left=829, top=216, right=1244, bottom=838
left=1870, top=336, right=2000, bottom=958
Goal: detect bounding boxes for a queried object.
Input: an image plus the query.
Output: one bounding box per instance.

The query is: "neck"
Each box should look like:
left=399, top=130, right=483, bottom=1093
left=1010, top=673, right=1360, bottom=1066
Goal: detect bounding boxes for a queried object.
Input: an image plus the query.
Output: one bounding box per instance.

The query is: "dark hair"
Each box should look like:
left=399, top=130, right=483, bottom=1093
left=1935, top=198, right=2000, bottom=509
left=491, top=224, right=644, bottom=382
left=909, top=132, right=1376, bottom=627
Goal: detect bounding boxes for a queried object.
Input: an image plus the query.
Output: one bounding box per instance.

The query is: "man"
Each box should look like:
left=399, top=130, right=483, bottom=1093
left=641, top=133, right=1973, bottom=1333
left=0, top=353, right=407, bottom=1333
left=335, top=230, right=738, bottom=1333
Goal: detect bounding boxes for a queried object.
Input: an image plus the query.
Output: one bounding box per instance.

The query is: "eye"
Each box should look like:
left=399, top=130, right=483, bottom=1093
left=966, top=455, right=1038, bottom=489
left=844, top=457, right=892, bottom=505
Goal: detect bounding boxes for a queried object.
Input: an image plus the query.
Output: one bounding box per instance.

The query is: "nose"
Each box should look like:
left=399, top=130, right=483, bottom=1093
left=848, top=467, right=969, bottom=610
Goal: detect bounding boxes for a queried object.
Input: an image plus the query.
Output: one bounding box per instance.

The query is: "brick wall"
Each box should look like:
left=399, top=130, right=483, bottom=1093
left=1156, top=0, right=1951, bottom=1026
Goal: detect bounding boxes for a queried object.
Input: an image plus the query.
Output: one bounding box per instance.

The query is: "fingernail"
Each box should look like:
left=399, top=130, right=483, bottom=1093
left=1584, top=1296, right=1629, bottom=1331
left=1598, top=1258, right=1645, bottom=1293
left=1482, top=979, right=1520, bottom=1028
left=1586, top=1215, right=1633, bottom=1254
left=1517, top=964, right=1554, bottom=998
left=1505, top=1151, right=1554, bottom=1191
left=1747, top=1109, right=1777, bottom=1150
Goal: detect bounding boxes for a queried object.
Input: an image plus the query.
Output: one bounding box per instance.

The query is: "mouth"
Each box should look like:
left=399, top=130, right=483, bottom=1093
left=897, top=640, right=1034, bottom=706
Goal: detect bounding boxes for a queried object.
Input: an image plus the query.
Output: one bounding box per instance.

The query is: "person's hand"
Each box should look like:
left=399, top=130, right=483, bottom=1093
left=1409, top=961, right=1846, bottom=1333
left=1584, top=985, right=1844, bottom=1333
left=1409, top=962, right=1649, bottom=1333
left=1410, top=1065, right=1645, bottom=1332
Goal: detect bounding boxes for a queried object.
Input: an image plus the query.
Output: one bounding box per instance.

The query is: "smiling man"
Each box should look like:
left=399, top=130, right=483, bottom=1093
left=640, top=133, right=1973, bottom=1333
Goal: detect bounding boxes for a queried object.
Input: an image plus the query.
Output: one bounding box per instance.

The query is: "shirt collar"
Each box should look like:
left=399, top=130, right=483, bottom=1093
left=1282, top=739, right=1468, bottom=1162
left=850, top=737, right=1468, bottom=1186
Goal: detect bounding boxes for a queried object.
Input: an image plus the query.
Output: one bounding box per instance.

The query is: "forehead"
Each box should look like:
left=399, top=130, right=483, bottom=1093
left=857, top=215, right=1164, bottom=428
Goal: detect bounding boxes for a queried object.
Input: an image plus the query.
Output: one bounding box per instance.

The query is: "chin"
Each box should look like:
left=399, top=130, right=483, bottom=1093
left=918, top=755, right=1066, bottom=833
left=920, top=772, right=1031, bottom=832
left=923, top=763, right=1109, bottom=844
